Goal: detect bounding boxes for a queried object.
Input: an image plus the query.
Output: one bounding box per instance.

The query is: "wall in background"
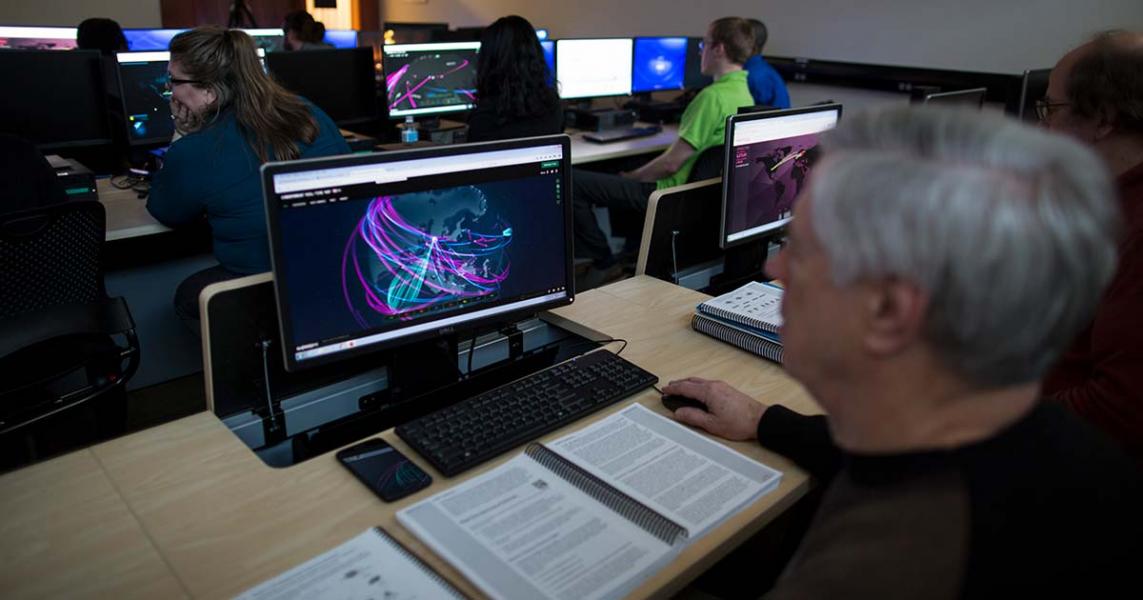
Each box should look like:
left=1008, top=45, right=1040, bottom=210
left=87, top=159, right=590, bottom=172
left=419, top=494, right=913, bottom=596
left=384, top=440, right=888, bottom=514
left=3, top=0, right=1140, bottom=73
left=379, top=0, right=1143, bottom=73
left=0, top=0, right=160, bottom=28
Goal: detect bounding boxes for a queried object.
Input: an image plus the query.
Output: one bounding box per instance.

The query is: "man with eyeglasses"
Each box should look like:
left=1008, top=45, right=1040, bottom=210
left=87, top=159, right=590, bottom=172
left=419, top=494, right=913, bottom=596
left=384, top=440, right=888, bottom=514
left=1039, top=30, right=1143, bottom=465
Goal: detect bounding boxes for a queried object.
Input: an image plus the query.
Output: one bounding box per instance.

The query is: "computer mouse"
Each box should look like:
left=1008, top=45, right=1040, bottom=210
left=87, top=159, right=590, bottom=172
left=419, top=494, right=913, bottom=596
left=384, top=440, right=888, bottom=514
left=661, top=394, right=708, bottom=413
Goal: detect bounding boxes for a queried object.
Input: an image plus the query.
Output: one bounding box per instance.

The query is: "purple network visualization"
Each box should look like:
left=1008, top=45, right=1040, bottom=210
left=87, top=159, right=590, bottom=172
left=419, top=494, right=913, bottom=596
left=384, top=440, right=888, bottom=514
left=342, top=188, right=513, bottom=325
left=385, top=51, right=477, bottom=113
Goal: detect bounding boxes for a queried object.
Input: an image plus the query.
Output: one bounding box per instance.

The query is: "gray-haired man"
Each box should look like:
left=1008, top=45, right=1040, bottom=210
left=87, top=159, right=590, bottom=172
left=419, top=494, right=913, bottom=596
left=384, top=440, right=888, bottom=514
left=664, top=107, right=1142, bottom=597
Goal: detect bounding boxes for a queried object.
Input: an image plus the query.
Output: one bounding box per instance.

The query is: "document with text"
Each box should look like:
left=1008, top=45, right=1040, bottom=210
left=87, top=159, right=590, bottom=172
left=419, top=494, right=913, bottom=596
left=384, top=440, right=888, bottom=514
left=396, top=403, right=782, bottom=600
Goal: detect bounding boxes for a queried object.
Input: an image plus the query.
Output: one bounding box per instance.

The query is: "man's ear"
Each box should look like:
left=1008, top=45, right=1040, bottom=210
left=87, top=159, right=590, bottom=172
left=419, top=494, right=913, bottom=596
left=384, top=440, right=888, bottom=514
left=1094, top=107, right=1118, bottom=140
left=862, top=277, right=928, bottom=357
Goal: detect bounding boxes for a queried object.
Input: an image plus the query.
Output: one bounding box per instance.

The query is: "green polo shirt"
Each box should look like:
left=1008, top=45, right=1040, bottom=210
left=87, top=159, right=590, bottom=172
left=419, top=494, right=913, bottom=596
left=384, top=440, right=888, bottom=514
left=657, top=69, right=754, bottom=190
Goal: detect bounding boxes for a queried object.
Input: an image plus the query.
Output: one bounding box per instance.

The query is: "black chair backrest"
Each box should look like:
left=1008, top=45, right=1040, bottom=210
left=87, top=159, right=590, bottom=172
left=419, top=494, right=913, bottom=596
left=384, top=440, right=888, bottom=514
left=637, top=179, right=724, bottom=282
left=0, top=201, right=106, bottom=319
left=688, top=145, right=725, bottom=183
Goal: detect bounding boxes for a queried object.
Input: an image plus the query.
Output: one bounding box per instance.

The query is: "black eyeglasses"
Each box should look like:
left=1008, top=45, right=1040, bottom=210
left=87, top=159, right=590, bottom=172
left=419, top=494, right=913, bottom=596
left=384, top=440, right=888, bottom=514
left=1034, top=98, right=1070, bottom=122
left=162, top=74, right=205, bottom=91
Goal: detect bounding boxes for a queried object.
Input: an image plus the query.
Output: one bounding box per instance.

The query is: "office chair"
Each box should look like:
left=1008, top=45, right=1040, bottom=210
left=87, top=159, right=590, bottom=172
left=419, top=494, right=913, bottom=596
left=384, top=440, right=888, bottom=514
left=0, top=200, right=139, bottom=470
left=688, top=145, right=725, bottom=182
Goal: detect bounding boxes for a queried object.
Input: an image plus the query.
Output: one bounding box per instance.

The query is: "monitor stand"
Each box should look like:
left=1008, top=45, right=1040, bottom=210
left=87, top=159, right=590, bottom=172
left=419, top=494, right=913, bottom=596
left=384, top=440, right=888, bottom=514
left=705, top=236, right=778, bottom=295
left=203, top=277, right=599, bottom=467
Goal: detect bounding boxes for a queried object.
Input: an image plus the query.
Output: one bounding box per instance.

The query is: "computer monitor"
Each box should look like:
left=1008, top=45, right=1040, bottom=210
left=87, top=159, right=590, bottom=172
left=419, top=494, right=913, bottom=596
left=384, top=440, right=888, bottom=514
left=241, top=28, right=285, bottom=53
left=556, top=38, right=633, bottom=99
left=116, top=51, right=176, bottom=145
left=262, top=135, right=574, bottom=372
left=123, top=28, right=186, bottom=51
left=324, top=30, right=358, bottom=49
left=383, top=22, right=449, bottom=45
left=683, top=36, right=712, bottom=89
left=0, top=50, right=112, bottom=150
left=267, top=47, right=378, bottom=126
left=0, top=26, right=77, bottom=50
left=540, top=40, right=555, bottom=81
left=116, top=49, right=267, bottom=145
left=922, top=87, right=987, bottom=108
left=721, top=104, right=842, bottom=248
left=1017, top=69, right=1051, bottom=122
left=632, top=36, right=687, bottom=93
left=382, top=42, right=479, bottom=119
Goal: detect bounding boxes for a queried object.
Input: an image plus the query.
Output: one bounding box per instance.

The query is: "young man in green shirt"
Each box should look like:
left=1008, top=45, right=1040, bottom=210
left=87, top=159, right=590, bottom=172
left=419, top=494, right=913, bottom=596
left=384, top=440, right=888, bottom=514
left=573, top=17, right=756, bottom=285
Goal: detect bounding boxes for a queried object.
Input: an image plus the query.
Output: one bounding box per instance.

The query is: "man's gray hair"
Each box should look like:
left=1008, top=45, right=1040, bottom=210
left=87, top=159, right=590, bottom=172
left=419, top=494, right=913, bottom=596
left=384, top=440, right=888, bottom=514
left=812, top=107, right=1120, bottom=387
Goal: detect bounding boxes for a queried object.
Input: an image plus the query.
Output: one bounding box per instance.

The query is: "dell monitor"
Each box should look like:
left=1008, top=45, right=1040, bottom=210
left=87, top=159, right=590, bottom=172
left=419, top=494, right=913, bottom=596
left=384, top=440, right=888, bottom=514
left=721, top=104, right=842, bottom=248
left=323, top=29, right=358, bottom=49
left=0, top=50, right=112, bottom=150
left=0, top=26, right=77, bottom=50
left=683, top=36, right=712, bottom=89
left=267, top=47, right=378, bottom=126
left=632, top=36, right=687, bottom=93
left=123, top=28, right=186, bottom=51
left=263, top=135, right=574, bottom=372
left=1018, top=69, right=1051, bottom=122
left=922, top=87, right=987, bottom=109
left=383, top=22, right=449, bottom=45
left=556, top=38, right=633, bottom=99
left=383, top=41, right=479, bottom=118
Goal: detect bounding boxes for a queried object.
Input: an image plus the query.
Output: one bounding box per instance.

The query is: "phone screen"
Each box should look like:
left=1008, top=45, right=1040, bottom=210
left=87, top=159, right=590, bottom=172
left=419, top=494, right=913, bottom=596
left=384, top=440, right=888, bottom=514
left=339, top=439, right=432, bottom=501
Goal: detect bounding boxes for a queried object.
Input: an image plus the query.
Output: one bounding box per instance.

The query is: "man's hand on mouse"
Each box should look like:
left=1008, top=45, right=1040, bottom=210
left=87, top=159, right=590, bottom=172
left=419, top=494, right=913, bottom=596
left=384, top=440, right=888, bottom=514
left=662, top=377, right=768, bottom=441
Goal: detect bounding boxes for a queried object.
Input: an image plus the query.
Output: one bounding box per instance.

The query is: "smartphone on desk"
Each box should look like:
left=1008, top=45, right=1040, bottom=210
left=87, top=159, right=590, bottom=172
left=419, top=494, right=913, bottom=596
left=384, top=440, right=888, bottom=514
left=336, top=438, right=432, bottom=502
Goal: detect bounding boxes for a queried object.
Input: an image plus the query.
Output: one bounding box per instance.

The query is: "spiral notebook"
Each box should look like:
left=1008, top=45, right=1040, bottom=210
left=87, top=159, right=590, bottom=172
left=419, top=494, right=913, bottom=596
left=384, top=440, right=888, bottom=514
left=693, top=281, right=784, bottom=363
left=692, top=313, right=784, bottom=364
left=397, top=404, right=783, bottom=600
left=234, top=527, right=465, bottom=600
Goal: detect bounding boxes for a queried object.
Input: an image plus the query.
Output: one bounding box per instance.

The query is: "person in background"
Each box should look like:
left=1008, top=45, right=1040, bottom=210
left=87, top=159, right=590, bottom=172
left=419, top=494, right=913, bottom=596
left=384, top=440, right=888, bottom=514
left=663, top=107, right=1142, bottom=597
left=76, top=17, right=128, bottom=55
left=466, top=15, right=562, bottom=143
left=282, top=10, right=333, bottom=51
left=744, top=18, right=790, bottom=109
left=1038, top=30, right=1143, bottom=464
left=0, top=134, right=68, bottom=213
left=147, top=27, right=349, bottom=324
left=572, top=17, right=755, bottom=287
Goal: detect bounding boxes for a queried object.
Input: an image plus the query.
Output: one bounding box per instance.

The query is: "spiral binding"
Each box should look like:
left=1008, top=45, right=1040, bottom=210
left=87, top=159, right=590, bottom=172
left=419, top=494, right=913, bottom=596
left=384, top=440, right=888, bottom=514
left=371, top=528, right=468, bottom=599
left=524, top=444, right=688, bottom=546
left=691, top=314, right=784, bottom=364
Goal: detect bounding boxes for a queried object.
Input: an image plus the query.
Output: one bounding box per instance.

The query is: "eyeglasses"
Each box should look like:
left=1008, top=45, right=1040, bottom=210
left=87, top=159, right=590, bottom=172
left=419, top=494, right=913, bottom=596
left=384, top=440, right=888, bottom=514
left=162, top=74, right=205, bottom=91
left=1034, top=98, right=1070, bottom=122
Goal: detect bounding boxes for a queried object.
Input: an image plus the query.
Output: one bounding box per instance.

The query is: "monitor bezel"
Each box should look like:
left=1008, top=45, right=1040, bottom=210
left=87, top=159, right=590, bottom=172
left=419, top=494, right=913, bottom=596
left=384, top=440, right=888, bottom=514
left=922, top=87, right=987, bottom=108
left=382, top=41, right=481, bottom=119
left=719, top=103, right=843, bottom=249
left=0, top=49, right=114, bottom=150
left=262, top=134, right=576, bottom=372
left=1017, top=69, right=1050, bottom=121
left=630, top=36, right=689, bottom=94
left=555, top=37, right=635, bottom=100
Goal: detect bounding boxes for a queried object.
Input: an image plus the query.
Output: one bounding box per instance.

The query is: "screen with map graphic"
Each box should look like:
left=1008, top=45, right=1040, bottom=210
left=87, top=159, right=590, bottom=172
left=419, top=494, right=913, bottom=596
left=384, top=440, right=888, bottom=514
left=265, top=137, right=572, bottom=371
left=721, top=105, right=841, bottom=247
left=383, top=42, right=480, bottom=118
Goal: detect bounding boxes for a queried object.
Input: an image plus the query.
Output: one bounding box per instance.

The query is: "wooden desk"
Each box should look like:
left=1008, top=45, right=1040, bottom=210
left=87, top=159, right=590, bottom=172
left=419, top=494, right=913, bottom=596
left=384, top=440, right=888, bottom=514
left=569, top=123, right=676, bottom=165
left=98, top=178, right=171, bottom=242
left=0, top=278, right=812, bottom=600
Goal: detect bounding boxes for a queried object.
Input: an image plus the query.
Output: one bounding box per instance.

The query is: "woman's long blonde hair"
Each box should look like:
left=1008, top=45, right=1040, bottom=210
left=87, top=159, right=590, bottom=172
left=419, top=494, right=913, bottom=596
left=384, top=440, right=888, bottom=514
left=170, top=26, right=319, bottom=163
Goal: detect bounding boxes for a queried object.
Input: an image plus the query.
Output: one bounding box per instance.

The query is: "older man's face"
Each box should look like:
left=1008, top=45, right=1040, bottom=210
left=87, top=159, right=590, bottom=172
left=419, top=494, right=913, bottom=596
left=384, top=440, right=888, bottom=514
left=1043, top=45, right=1104, bottom=144
left=765, top=177, right=865, bottom=393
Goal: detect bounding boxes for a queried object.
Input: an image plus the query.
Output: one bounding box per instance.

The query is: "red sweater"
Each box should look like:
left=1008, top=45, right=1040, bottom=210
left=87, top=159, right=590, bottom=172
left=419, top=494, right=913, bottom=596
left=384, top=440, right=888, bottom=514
left=1044, top=160, right=1143, bottom=462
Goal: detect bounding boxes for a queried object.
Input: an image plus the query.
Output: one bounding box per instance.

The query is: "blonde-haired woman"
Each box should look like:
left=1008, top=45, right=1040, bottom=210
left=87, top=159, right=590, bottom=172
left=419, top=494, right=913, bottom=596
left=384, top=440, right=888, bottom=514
left=147, top=27, right=349, bottom=322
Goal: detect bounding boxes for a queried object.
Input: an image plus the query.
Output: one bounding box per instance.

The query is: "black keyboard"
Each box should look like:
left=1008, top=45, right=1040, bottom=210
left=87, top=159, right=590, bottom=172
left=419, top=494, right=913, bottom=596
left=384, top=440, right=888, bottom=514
left=582, top=125, right=664, bottom=144
left=396, top=350, right=658, bottom=476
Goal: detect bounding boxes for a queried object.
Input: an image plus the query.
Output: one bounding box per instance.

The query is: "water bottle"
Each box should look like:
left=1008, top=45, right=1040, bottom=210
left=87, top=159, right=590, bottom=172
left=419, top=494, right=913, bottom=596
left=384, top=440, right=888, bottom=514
left=400, top=115, right=419, bottom=144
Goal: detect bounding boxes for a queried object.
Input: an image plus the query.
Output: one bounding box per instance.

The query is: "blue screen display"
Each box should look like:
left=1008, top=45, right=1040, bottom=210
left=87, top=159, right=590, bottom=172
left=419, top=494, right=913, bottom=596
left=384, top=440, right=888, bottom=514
left=632, top=36, right=687, bottom=93
left=540, top=40, right=555, bottom=80
left=123, top=29, right=186, bottom=51
left=324, top=30, right=357, bottom=49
